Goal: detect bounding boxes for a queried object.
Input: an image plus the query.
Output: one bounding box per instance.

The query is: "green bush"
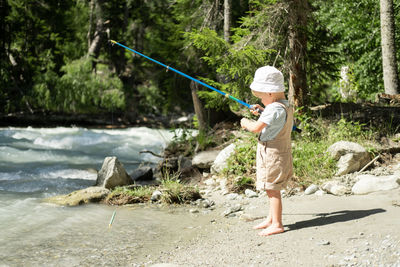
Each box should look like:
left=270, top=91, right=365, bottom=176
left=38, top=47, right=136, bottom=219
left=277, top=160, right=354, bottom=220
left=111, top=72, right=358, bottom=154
left=225, top=116, right=381, bottom=189
left=33, top=57, right=125, bottom=113
left=225, top=135, right=257, bottom=177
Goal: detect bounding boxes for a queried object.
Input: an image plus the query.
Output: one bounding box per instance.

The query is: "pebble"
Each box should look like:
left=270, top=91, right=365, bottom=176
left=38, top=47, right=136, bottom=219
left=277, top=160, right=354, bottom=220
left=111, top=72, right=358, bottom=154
left=222, top=204, right=242, bottom=217
left=317, top=240, right=330, bottom=246
left=314, top=190, right=326, bottom=196
left=245, top=189, right=258, bottom=198
left=201, top=199, right=215, bottom=208
left=221, top=190, right=229, bottom=195
left=204, top=178, right=217, bottom=187
left=226, top=193, right=239, bottom=200
left=304, top=184, right=319, bottom=195
left=151, top=190, right=162, bottom=202
left=219, top=179, right=228, bottom=189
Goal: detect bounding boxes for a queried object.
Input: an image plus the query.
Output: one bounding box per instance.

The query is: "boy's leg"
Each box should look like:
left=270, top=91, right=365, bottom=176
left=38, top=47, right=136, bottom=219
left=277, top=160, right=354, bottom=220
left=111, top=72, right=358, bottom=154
left=253, top=196, right=272, bottom=229
left=258, top=189, right=284, bottom=236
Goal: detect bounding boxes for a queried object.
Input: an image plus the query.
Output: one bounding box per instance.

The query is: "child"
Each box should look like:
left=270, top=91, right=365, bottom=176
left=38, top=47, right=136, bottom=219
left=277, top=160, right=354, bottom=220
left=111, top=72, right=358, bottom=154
left=240, top=66, right=293, bottom=236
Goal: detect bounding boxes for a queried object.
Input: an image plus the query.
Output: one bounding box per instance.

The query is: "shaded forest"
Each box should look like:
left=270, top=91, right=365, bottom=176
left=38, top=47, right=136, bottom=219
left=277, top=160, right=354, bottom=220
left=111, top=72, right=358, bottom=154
left=1, top=0, right=400, bottom=126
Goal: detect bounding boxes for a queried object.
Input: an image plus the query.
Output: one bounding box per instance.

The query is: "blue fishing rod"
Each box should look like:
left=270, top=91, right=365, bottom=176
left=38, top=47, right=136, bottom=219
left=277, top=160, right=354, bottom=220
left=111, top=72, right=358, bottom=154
left=110, top=40, right=253, bottom=110
left=110, top=40, right=301, bottom=132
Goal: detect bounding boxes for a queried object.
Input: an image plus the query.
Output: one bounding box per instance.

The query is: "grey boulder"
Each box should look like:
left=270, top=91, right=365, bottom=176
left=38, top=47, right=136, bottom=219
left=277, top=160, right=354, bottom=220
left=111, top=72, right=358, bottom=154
left=96, top=157, right=133, bottom=189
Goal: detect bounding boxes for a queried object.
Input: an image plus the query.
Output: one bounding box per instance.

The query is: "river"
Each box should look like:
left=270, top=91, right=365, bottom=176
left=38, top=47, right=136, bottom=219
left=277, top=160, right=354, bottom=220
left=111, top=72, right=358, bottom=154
left=0, top=127, right=205, bottom=266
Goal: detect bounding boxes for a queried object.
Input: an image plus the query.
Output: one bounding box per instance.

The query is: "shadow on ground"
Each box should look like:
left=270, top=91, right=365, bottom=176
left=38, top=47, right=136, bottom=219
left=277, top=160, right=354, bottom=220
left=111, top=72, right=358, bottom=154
left=285, top=208, right=386, bottom=232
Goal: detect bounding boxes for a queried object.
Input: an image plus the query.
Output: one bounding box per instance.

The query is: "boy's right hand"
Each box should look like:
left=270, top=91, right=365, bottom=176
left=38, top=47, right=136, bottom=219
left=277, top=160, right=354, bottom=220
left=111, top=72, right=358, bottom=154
left=250, top=104, right=264, bottom=115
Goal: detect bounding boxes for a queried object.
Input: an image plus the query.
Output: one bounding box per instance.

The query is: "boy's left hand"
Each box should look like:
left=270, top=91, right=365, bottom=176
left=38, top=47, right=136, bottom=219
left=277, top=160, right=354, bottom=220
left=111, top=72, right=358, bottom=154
left=240, top=118, right=250, bottom=129
left=241, top=117, right=266, bottom=133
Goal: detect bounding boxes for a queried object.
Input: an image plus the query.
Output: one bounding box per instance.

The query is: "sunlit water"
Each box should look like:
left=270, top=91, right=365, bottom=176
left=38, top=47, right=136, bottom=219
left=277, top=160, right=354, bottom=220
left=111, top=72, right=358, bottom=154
left=0, top=127, right=203, bottom=266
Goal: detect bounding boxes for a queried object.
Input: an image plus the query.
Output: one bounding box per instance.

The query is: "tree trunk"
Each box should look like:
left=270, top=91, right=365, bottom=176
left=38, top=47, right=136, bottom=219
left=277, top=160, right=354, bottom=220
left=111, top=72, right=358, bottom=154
left=287, top=0, right=309, bottom=108
left=380, top=0, right=399, bottom=95
left=87, top=0, right=94, bottom=50
left=190, top=81, right=207, bottom=131
left=87, top=0, right=104, bottom=64
left=224, top=0, right=231, bottom=43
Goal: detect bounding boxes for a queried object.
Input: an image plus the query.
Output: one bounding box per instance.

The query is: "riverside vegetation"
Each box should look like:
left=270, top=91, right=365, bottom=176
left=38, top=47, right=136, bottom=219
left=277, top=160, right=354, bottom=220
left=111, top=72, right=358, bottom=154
left=107, top=110, right=399, bottom=205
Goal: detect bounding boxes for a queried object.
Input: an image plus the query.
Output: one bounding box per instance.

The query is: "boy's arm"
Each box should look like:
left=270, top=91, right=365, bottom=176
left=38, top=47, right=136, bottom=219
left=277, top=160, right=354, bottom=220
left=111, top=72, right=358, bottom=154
left=240, top=118, right=266, bottom=133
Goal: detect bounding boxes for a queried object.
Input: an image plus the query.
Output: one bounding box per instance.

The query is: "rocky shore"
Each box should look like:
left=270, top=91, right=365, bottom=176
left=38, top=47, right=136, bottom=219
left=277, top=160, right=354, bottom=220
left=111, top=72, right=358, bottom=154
left=44, top=136, right=400, bottom=208
left=40, top=122, right=400, bottom=266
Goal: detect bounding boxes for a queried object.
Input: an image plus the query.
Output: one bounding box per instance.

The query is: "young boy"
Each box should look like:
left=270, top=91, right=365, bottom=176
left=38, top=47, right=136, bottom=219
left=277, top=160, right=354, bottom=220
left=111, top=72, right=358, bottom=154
left=240, top=66, right=293, bottom=236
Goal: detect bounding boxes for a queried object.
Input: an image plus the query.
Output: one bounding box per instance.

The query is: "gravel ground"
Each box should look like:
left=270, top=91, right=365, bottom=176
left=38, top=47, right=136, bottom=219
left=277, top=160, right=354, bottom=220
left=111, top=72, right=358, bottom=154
left=139, top=187, right=400, bottom=267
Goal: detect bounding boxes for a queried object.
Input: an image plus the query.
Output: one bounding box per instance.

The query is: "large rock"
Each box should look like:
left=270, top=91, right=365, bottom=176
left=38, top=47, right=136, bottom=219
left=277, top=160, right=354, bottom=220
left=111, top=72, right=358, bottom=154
left=130, top=166, right=153, bottom=181
left=192, top=150, right=220, bottom=169
left=351, top=174, right=400, bottom=195
left=96, top=157, right=132, bottom=189
left=321, top=180, right=348, bottom=196
left=327, top=141, right=370, bottom=175
left=327, top=141, right=368, bottom=160
left=336, top=152, right=370, bottom=175
left=44, top=186, right=110, bottom=206
left=211, top=143, right=236, bottom=174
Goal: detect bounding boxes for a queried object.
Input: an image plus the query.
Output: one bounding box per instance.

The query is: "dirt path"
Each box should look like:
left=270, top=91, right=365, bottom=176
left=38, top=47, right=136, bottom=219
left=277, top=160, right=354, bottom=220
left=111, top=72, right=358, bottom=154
left=142, top=188, right=400, bottom=267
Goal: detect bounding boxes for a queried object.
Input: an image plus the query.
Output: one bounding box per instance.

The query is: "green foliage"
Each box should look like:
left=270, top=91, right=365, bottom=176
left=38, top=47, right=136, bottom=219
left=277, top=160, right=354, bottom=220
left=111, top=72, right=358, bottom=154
left=136, top=81, right=164, bottom=114
left=2, top=0, right=399, bottom=114
left=33, top=57, right=125, bottom=113
left=312, top=0, right=388, bottom=100
left=328, top=118, right=367, bottom=142
left=166, top=127, right=218, bottom=156
left=195, top=129, right=217, bottom=151
left=166, top=128, right=196, bottom=156
left=293, top=107, right=323, bottom=140
left=1, top=0, right=89, bottom=113
left=187, top=28, right=275, bottom=111
left=292, top=139, right=337, bottom=186
left=225, top=133, right=258, bottom=176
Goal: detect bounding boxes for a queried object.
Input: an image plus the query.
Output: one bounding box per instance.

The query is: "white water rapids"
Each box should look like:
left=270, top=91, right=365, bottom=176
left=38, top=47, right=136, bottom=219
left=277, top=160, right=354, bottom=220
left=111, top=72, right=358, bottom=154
left=0, top=127, right=205, bottom=266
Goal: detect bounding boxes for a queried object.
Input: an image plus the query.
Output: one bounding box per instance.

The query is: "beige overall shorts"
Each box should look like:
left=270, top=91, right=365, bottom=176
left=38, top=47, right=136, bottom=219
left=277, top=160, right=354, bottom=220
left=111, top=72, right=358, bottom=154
left=256, top=103, right=294, bottom=191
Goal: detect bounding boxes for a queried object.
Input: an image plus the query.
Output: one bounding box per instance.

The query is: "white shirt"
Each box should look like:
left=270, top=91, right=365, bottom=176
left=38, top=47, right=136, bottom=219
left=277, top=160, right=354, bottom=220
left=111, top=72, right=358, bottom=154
left=258, top=100, right=289, bottom=141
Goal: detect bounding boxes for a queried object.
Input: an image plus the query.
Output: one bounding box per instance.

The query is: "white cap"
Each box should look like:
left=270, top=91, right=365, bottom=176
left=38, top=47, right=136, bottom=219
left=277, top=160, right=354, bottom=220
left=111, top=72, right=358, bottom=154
left=250, top=66, right=285, bottom=93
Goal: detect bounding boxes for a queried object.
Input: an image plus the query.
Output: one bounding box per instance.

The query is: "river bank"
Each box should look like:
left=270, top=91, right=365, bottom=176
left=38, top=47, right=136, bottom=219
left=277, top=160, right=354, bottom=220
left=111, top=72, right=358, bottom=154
left=2, top=121, right=399, bottom=266
left=3, top=185, right=398, bottom=267
left=138, top=187, right=400, bottom=267
left=0, top=111, right=193, bottom=129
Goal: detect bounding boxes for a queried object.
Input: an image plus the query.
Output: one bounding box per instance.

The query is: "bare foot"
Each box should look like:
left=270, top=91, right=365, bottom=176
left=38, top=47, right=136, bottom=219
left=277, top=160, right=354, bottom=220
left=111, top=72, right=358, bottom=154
left=253, top=219, right=272, bottom=230
left=258, top=224, right=284, bottom=236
